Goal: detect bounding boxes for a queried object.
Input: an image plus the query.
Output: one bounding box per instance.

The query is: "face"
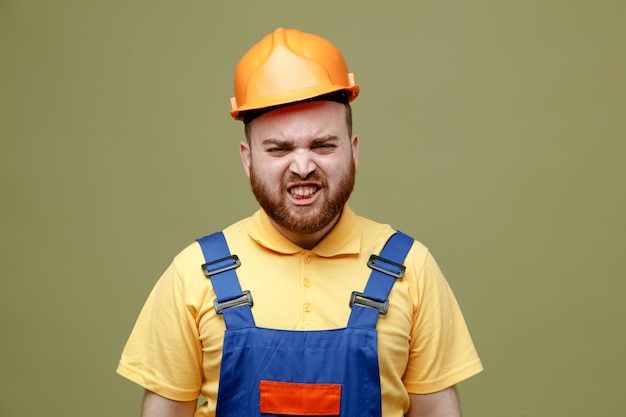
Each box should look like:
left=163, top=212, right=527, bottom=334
left=240, top=100, right=359, bottom=237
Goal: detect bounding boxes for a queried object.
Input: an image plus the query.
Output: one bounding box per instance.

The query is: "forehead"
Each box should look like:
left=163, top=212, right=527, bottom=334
left=247, top=101, right=348, bottom=143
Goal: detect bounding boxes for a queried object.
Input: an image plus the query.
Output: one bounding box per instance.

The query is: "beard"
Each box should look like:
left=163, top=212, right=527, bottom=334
left=250, top=161, right=356, bottom=235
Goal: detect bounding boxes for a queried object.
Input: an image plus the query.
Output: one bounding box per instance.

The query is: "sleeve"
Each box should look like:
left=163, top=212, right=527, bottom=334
left=116, top=260, right=203, bottom=401
left=402, top=250, right=483, bottom=394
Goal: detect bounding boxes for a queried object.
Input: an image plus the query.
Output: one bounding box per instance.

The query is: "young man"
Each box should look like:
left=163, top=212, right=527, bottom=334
left=117, top=28, right=482, bottom=417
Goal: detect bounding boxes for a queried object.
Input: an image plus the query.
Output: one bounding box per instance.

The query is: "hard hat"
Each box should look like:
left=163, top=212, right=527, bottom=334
left=230, top=28, right=360, bottom=121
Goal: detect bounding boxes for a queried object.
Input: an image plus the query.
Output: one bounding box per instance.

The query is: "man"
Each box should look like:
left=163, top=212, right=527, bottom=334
left=117, top=28, right=482, bottom=417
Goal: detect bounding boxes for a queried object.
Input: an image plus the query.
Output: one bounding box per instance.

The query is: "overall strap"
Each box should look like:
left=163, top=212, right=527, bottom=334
left=197, top=232, right=255, bottom=329
left=347, top=231, right=414, bottom=329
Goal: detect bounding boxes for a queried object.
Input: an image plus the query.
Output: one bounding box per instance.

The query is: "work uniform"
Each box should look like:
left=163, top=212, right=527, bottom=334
left=117, top=206, right=483, bottom=416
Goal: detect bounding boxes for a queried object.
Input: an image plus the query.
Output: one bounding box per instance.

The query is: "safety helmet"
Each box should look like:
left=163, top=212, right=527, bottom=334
left=230, top=28, right=360, bottom=121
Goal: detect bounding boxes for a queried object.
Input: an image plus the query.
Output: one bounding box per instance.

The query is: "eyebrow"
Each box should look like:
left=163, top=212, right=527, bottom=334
left=261, top=135, right=341, bottom=147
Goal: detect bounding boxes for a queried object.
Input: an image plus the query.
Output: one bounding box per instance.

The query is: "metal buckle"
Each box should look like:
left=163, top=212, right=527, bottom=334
left=349, top=291, right=389, bottom=315
left=367, top=254, right=406, bottom=279
left=202, top=255, right=241, bottom=276
left=214, top=290, right=253, bottom=315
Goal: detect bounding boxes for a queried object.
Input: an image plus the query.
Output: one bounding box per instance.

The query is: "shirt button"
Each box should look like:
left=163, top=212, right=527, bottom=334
left=303, top=279, right=312, bottom=288
left=303, top=303, right=312, bottom=312
left=303, top=255, right=311, bottom=264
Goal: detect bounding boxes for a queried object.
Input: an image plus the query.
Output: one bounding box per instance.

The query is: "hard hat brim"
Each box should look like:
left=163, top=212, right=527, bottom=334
left=230, top=83, right=359, bottom=121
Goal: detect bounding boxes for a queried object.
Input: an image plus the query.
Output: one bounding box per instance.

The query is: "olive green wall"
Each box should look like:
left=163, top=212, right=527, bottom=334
left=1, top=1, right=624, bottom=416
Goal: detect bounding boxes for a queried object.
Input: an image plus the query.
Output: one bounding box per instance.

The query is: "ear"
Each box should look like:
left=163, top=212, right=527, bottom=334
left=351, top=135, right=359, bottom=170
left=240, top=140, right=251, bottom=178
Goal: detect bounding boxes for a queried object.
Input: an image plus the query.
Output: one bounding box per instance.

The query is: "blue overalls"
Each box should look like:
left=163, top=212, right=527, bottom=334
left=197, top=231, right=414, bottom=417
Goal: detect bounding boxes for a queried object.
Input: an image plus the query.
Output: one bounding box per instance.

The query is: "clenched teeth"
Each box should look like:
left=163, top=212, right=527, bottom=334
left=290, top=186, right=317, bottom=196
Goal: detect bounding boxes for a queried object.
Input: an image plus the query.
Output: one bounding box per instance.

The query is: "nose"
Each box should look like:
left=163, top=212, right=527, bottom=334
left=289, top=148, right=316, bottom=179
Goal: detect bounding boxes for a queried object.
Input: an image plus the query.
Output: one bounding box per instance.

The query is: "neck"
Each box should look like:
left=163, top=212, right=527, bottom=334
left=269, top=214, right=341, bottom=250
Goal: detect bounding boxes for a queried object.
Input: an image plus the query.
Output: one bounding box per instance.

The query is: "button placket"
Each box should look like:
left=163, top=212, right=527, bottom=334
left=302, top=252, right=313, bottom=314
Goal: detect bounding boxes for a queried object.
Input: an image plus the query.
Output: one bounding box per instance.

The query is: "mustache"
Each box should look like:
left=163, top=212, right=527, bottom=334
left=286, top=172, right=323, bottom=183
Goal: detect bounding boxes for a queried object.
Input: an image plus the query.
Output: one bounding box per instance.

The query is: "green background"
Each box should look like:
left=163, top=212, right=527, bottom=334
left=1, top=1, right=624, bottom=416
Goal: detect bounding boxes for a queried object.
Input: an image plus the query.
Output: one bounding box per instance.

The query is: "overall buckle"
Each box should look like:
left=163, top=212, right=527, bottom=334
left=349, top=291, right=389, bottom=315
left=214, top=290, right=254, bottom=315
left=202, top=255, right=241, bottom=276
left=367, top=254, right=406, bottom=278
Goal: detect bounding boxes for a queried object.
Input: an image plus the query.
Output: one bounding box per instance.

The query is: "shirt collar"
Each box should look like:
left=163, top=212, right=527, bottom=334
left=247, top=205, right=362, bottom=257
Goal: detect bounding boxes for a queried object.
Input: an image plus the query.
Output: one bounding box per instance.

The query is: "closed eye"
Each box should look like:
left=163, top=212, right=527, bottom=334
left=266, top=146, right=291, bottom=155
left=311, top=136, right=340, bottom=153
left=262, top=139, right=292, bottom=156
left=312, top=143, right=336, bottom=153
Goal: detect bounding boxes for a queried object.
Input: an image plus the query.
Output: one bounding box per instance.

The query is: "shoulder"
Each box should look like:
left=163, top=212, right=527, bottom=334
left=357, top=214, right=431, bottom=262
left=167, top=216, right=254, bottom=286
